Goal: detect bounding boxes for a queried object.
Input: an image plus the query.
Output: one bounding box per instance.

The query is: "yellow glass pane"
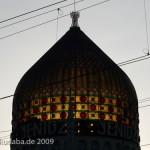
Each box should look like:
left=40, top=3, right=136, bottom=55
left=39, top=106, right=43, bottom=112
left=126, top=118, right=129, bottom=124
left=57, top=105, right=62, bottom=110
left=104, top=106, right=108, bottom=112
left=76, top=112, right=80, bottom=118
left=105, top=114, right=109, bottom=120
left=112, top=115, right=116, bottom=122
left=114, top=107, right=118, bottom=113
left=76, top=96, right=80, bottom=102
left=36, top=115, right=41, bottom=120
left=95, top=97, right=98, bottom=102
left=30, top=108, right=33, bottom=115
left=105, top=98, right=109, bottom=104
left=65, top=104, right=69, bottom=110
left=76, top=104, right=81, bottom=110
left=112, top=99, right=116, bottom=105
left=89, top=113, right=98, bottom=119
left=95, top=105, right=99, bottom=111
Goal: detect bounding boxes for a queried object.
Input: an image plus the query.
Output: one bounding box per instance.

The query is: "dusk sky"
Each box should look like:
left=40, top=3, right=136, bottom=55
left=0, top=0, right=150, bottom=149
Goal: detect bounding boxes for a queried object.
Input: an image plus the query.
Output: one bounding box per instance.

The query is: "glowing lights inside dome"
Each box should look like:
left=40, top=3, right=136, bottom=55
left=17, top=91, right=138, bottom=128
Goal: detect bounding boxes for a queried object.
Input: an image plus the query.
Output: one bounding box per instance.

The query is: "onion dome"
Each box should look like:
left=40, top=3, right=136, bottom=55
left=11, top=11, right=140, bottom=150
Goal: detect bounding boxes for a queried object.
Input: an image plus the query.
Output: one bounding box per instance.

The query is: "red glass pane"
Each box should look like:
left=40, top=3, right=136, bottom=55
left=60, top=112, right=67, bottom=118
left=99, top=97, right=105, bottom=104
left=116, top=115, right=121, bottom=122
left=90, top=105, right=96, bottom=111
left=42, top=98, right=48, bottom=104
left=51, top=105, right=57, bottom=111
left=34, top=107, right=40, bottom=114
left=99, top=113, right=105, bottom=120
left=80, top=96, right=86, bottom=102
left=80, top=112, right=86, bottom=118
left=72, top=104, right=76, bottom=110
left=42, top=114, right=48, bottom=120
left=60, top=96, right=66, bottom=102
left=108, top=106, right=114, bottom=113
left=116, top=100, right=121, bottom=106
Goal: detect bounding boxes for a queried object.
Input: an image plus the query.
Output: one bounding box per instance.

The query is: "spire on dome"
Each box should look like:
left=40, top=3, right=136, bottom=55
left=70, top=11, right=80, bottom=27
left=70, top=0, right=80, bottom=27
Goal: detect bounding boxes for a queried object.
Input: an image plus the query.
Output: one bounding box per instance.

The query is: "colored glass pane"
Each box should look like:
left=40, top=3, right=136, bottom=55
left=80, top=112, right=86, bottom=118
left=34, top=108, right=40, bottom=114
left=60, top=96, right=66, bottom=102
left=99, top=96, right=105, bottom=104
left=116, top=100, right=121, bottom=106
left=42, top=98, right=48, bottom=104
left=80, top=96, right=86, bottom=102
left=72, top=104, right=76, bottom=110
left=51, top=105, right=57, bottom=111
left=90, top=105, right=96, bottom=111
left=108, top=106, right=114, bottom=113
left=42, top=114, right=48, bottom=120
left=60, top=112, right=67, bottom=118
left=116, top=115, right=121, bottom=122
left=99, top=113, right=105, bottom=120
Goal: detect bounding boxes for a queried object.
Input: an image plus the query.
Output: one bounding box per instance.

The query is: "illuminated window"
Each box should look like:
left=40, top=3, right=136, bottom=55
left=91, top=130, right=93, bottom=133
left=78, top=130, right=80, bottom=133
left=90, top=123, right=93, bottom=126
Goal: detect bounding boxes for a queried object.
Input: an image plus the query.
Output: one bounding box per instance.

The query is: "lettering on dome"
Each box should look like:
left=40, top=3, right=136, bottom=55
left=13, top=120, right=139, bottom=143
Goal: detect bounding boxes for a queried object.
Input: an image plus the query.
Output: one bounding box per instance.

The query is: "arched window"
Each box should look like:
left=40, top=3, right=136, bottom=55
left=78, top=140, right=87, bottom=150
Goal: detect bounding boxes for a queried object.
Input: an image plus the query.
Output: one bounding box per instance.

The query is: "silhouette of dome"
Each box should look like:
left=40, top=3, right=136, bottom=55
left=11, top=12, right=140, bottom=150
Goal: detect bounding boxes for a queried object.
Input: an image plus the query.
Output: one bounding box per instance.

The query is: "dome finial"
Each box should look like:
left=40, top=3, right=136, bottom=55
left=70, top=0, right=80, bottom=27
